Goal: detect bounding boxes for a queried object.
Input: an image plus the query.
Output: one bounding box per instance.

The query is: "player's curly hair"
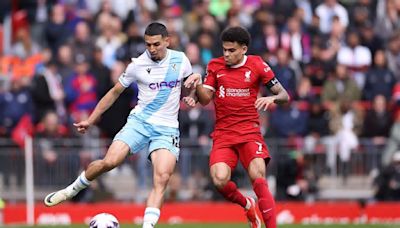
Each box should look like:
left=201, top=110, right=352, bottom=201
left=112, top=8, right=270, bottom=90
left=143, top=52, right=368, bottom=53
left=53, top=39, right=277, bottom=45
left=220, top=26, right=251, bottom=47
left=145, top=22, right=169, bottom=37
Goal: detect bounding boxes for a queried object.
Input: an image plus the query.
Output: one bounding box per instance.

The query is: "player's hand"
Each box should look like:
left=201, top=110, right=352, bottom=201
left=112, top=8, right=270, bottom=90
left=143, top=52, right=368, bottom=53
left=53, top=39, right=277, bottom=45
left=184, top=73, right=202, bottom=88
left=73, top=120, right=91, bottom=134
left=182, top=96, right=197, bottom=107
left=255, top=96, right=275, bottom=111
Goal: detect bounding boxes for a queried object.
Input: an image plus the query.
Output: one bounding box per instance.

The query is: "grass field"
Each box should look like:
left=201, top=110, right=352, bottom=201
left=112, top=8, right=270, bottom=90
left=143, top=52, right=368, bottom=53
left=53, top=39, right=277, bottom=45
left=3, top=224, right=399, bottom=228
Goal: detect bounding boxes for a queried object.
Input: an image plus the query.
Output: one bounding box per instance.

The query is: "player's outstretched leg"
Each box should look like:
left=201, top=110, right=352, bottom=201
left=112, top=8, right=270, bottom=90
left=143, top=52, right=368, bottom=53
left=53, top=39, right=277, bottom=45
left=44, top=171, right=90, bottom=206
left=44, top=140, right=130, bottom=207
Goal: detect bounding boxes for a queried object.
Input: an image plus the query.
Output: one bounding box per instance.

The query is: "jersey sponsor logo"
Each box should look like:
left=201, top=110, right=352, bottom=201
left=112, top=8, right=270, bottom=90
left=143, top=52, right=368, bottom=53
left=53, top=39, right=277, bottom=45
left=217, top=73, right=225, bottom=78
left=146, top=68, right=151, bottom=74
left=244, top=71, right=251, bottom=82
left=219, top=85, right=225, bottom=98
left=149, top=79, right=181, bottom=90
left=218, top=86, right=250, bottom=98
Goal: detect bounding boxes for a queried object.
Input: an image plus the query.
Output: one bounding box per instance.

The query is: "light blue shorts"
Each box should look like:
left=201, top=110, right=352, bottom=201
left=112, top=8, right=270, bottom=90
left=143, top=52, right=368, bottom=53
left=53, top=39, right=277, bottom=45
left=113, top=115, right=180, bottom=160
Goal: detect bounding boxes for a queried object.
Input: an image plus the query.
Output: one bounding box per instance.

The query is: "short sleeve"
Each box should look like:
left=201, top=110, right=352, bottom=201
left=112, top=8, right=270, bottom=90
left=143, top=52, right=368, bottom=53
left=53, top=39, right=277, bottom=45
left=118, top=61, right=136, bottom=88
left=181, top=54, right=193, bottom=79
left=256, top=57, right=275, bottom=84
left=203, top=62, right=217, bottom=92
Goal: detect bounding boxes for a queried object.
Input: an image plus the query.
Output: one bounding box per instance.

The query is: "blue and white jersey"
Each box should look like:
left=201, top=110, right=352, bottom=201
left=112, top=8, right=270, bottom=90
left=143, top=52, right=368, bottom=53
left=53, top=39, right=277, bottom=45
left=119, top=49, right=192, bottom=128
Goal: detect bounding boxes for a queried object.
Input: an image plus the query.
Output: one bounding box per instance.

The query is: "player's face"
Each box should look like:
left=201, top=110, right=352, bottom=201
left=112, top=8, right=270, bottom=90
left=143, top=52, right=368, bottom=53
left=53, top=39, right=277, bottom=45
left=144, top=35, right=170, bottom=61
left=222, top=41, right=247, bottom=66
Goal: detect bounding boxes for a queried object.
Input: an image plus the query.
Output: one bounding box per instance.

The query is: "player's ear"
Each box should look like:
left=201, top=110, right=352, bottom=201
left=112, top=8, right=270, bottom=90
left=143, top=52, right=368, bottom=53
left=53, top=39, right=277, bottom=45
left=164, top=36, right=170, bottom=47
left=242, top=45, right=248, bottom=55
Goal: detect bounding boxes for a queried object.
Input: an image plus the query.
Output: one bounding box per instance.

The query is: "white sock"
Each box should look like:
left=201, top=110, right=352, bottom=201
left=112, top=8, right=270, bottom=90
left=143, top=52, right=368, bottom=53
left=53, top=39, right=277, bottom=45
left=66, top=171, right=91, bottom=196
left=142, top=207, right=160, bottom=228
left=245, top=198, right=251, bottom=210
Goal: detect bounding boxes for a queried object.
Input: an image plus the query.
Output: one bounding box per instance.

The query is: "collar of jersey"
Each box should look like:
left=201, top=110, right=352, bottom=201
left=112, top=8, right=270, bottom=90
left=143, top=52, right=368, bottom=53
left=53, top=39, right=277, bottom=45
left=230, top=55, right=247, bottom=68
left=146, top=49, right=170, bottom=65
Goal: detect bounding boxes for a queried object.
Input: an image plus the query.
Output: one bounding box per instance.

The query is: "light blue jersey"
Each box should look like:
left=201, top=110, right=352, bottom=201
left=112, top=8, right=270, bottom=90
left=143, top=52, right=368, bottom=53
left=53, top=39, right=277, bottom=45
left=119, top=49, right=192, bottom=128
left=114, top=49, right=192, bottom=158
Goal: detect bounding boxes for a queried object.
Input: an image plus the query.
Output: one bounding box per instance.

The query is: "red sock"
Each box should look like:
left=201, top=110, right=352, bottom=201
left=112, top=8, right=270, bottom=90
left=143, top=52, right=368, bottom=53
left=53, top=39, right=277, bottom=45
left=253, top=178, right=276, bottom=228
left=218, top=181, right=247, bottom=208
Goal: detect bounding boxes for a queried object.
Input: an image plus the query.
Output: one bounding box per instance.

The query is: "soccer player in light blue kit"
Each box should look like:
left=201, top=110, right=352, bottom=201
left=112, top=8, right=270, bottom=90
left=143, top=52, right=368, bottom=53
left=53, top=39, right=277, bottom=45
left=44, top=22, right=198, bottom=228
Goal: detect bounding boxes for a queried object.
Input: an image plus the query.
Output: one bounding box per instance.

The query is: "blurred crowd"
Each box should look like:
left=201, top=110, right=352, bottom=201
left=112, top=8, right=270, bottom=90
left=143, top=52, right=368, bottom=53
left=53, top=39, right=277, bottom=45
left=1, top=0, right=400, bottom=202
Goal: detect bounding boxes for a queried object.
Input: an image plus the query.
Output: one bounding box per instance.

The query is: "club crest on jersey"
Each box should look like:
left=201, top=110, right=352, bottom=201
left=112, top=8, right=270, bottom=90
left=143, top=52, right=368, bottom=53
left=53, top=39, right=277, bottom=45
left=244, top=71, right=251, bottom=82
left=171, top=63, right=177, bottom=72
left=146, top=68, right=151, bottom=74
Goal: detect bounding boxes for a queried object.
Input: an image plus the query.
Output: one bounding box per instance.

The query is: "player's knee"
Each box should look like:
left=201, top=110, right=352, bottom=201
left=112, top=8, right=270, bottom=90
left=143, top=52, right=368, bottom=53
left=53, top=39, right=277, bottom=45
left=154, top=172, right=171, bottom=187
left=212, top=173, right=229, bottom=188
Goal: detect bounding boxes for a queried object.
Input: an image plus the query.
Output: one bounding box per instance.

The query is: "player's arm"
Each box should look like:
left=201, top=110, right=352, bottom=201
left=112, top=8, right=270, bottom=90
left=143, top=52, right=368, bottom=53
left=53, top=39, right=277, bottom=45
left=267, top=78, right=290, bottom=104
left=196, top=83, right=214, bottom=106
left=255, top=78, right=290, bottom=111
left=182, top=74, right=198, bottom=107
left=74, top=82, right=126, bottom=133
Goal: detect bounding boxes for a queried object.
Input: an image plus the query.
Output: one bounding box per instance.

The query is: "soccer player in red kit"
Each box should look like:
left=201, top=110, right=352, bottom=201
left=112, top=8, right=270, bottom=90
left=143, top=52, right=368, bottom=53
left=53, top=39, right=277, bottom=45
left=184, top=26, right=289, bottom=228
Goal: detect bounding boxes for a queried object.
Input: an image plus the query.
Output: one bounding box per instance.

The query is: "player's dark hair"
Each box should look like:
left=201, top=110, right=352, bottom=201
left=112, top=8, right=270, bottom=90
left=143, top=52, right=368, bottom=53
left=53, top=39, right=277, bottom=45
left=220, top=26, right=251, bottom=47
left=145, top=22, right=169, bottom=37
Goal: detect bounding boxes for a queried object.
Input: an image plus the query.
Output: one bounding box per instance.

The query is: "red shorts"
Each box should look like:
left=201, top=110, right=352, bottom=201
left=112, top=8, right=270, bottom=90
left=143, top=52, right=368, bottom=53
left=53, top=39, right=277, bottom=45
left=209, top=135, right=270, bottom=170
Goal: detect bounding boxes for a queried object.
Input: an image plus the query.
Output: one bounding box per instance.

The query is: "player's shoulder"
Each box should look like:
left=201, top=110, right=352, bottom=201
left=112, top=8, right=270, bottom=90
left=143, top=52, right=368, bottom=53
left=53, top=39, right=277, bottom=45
left=169, top=49, right=187, bottom=59
left=207, top=57, right=225, bottom=71
left=246, top=55, right=272, bottom=72
left=246, top=55, right=266, bottom=66
left=130, top=52, right=149, bottom=66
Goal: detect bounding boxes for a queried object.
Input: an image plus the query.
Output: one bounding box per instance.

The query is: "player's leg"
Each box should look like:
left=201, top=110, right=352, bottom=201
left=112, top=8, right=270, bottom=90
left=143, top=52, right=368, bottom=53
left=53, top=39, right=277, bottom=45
left=142, top=126, right=180, bottom=228
left=209, top=147, right=252, bottom=211
left=143, top=148, right=176, bottom=228
left=45, top=116, right=148, bottom=207
left=44, top=140, right=130, bottom=206
left=239, top=140, right=276, bottom=228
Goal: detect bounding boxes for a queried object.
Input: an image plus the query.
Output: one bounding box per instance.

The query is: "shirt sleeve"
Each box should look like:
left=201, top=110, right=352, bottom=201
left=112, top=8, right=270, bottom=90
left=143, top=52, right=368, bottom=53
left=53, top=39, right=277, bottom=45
left=118, top=61, right=136, bottom=88
left=256, top=57, right=275, bottom=84
left=203, top=62, right=217, bottom=92
left=181, top=54, right=193, bottom=79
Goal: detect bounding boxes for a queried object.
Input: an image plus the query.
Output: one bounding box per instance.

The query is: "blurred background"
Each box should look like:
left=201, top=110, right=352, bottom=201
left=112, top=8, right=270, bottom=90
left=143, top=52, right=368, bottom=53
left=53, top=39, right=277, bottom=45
left=1, top=0, right=400, bottom=226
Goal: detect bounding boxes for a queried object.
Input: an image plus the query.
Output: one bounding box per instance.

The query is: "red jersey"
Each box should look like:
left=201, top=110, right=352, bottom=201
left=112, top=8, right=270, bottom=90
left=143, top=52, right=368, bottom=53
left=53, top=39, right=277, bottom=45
left=203, top=55, right=275, bottom=143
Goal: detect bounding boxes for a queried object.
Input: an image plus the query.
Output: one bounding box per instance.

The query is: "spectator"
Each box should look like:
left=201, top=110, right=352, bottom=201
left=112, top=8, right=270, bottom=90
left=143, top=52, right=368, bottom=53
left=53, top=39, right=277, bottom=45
left=269, top=101, right=309, bottom=138
left=337, top=30, right=372, bottom=89
left=11, top=27, right=40, bottom=59
left=115, top=22, right=145, bottom=62
left=321, top=64, right=361, bottom=110
left=90, top=46, right=112, bottom=99
left=68, top=21, right=95, bottom=63
left=315, top=0, right=349, bottom=34
left=56, top=44, right=74, bottom=84
left=31, top=60, right=66, bottom=123
left=363, top=50, right=396, bottom=101
left=44, top=4, right=71, bottom=56
left=271, top=49, right=297, bottom=98
left=64, top=54, right=98, bottom=124
left=330, top=100, right=363, bottom=184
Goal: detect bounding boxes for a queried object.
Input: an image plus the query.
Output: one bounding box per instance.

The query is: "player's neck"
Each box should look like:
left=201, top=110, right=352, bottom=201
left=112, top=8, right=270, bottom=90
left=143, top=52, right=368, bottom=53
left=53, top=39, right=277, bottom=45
left=229, top=55, right=247, bottom=68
